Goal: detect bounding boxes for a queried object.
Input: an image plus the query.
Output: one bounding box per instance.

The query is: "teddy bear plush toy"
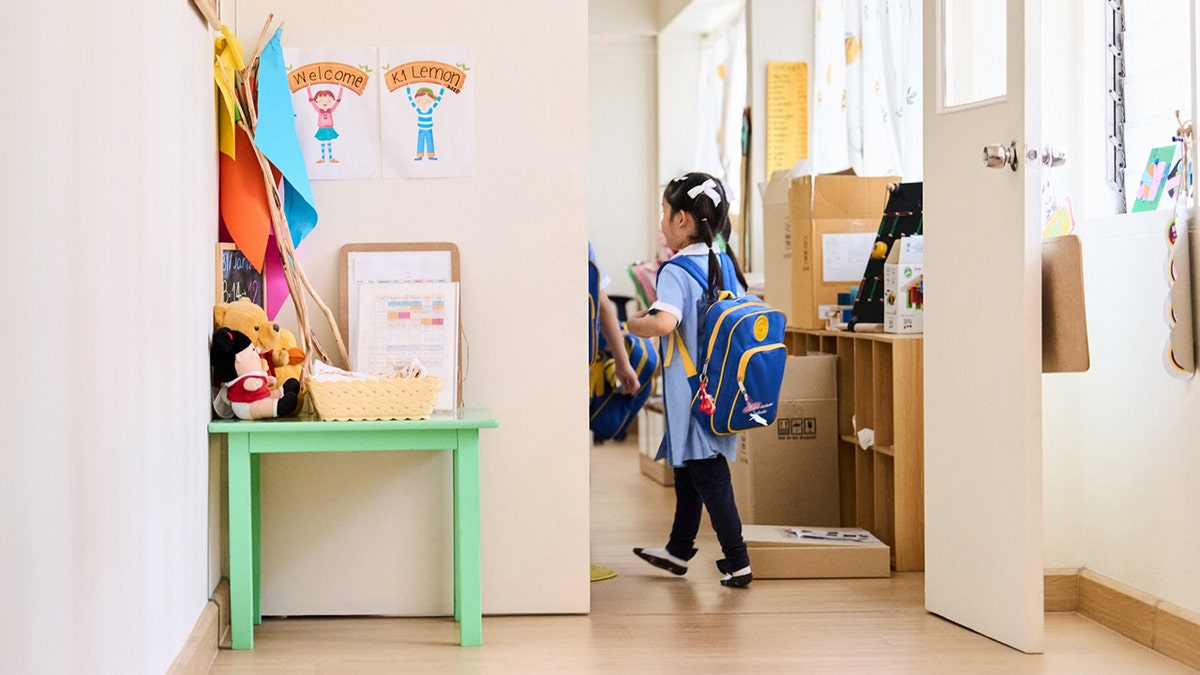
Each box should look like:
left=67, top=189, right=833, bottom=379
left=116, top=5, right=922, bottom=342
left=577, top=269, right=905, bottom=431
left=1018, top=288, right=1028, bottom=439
left=210, top=328, right=301, bottom=419
left=212, top=298, right=304, bottom=391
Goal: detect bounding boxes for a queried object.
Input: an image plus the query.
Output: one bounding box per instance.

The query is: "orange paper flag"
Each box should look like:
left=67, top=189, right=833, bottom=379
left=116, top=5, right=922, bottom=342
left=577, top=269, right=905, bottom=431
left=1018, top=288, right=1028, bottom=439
left=219, top=126, right=271, bottom=271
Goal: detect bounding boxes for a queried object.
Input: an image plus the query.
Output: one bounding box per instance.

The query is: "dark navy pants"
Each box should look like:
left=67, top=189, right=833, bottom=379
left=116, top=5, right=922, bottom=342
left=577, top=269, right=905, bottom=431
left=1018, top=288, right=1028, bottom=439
left=666, top=455, right=750, bottom=571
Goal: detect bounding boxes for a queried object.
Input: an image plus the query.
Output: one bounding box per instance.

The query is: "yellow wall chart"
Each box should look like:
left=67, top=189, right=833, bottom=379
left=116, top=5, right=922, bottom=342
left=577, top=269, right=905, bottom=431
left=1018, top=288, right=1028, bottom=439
left=766, top=61, right=808, bottom=176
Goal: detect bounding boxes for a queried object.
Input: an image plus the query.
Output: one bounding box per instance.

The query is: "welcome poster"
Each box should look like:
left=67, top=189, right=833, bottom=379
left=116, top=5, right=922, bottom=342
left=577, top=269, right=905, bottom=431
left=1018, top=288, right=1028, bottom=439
left=379, top=46, right=475, bottom=178
left=283, top=47, right=381, bottom=180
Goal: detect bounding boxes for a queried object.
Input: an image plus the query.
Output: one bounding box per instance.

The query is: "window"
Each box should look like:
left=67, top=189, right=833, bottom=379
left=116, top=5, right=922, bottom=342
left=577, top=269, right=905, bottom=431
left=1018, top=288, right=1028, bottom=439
left=1116, top=0, right=1192, bottom=212
left=1105, top=1, right=1125, bottom=212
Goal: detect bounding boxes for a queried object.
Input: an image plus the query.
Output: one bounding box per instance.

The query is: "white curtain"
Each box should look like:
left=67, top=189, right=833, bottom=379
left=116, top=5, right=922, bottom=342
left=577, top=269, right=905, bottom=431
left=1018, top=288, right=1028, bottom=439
left=694, top=9, right=748, bottom=211
left=812, top=0, right=922, bottom=180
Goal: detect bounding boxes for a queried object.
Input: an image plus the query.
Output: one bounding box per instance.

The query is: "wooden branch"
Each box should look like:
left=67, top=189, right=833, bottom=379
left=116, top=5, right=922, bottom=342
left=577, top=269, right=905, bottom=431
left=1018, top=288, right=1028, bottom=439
left=247, top=14, right=276, bottom=67
left=235, top=120, right=351, bottom=371
left=191, top=0, right=220, bottom=31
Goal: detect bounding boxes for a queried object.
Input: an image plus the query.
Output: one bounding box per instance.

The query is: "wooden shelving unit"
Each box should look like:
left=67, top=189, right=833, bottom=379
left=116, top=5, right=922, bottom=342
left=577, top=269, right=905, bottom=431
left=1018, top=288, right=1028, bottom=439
left=786, top=328, right=924, bottom=572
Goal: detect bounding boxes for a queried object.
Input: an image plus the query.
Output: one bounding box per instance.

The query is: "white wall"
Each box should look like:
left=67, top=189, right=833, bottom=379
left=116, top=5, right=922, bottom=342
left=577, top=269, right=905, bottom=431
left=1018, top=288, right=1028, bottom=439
left=1067, top=211, right=1200, bottom=613
left=1038, top=0, right=1088, bottom=571
left=234, top=0, right=591, bottom=616
left=745, top=0, right=814, bottom=273
left=657, top=33, right=704, bottom=193
left=590, top=0, right=660, bottom=298
left=0, top=2, right=216, bottom=673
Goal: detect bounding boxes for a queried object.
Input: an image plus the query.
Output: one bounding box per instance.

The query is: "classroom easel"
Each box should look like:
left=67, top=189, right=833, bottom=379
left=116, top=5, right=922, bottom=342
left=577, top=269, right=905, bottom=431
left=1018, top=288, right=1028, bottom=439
left=849, top=182, right=922, bottom=329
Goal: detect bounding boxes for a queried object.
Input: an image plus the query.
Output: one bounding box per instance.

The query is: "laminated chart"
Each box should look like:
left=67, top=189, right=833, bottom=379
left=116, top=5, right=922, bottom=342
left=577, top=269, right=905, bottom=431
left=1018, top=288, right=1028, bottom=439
left=354, top=281, right=459, bottom=410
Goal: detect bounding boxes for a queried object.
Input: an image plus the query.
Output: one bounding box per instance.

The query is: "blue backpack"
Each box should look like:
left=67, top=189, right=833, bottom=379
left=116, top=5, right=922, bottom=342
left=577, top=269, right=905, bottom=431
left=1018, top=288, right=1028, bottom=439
left=588, top=259, right=601, bottom=364
left=589, top=327, right=659, bottom=441
left=660, top=254, right=788, bottom=435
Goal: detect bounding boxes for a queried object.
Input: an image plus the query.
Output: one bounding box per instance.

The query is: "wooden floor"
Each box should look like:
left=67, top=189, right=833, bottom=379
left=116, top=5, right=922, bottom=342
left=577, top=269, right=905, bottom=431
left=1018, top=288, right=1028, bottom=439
left=209, top=437, right=1195, bottom=674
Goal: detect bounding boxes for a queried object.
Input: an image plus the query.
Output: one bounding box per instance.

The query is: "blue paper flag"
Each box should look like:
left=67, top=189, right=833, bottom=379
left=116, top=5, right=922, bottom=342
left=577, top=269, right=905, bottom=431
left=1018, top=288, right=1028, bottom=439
left=254, top=28, right=318, bottom=247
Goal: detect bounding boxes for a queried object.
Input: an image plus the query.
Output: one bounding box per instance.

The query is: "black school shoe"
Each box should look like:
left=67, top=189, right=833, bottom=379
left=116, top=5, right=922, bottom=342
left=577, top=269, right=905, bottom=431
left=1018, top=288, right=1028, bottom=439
left=715, top=558, right=753, bottom=588
left=633, top=547, right=695, bottom=576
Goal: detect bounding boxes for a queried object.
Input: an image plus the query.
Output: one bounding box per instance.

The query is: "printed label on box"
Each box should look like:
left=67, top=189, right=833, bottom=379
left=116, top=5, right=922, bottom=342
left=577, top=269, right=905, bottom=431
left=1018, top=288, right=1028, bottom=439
left=776, top=416, right=817, bottom=440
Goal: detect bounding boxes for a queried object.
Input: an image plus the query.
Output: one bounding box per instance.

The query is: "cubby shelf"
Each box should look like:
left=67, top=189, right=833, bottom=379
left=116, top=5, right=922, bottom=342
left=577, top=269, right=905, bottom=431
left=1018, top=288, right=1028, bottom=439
left=786, top=328, right=924, bottom=572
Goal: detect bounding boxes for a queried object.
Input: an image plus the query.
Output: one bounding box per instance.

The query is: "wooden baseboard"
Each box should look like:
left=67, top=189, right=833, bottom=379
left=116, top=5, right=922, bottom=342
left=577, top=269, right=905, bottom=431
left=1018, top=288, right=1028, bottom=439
left=1154, top=601, right=1200, bottom=671
left=167, top=579, right=231, bottom=674
left=1044, top=568, right=1200, bottom=671
left=1043, top=567, right=1081, bottom=612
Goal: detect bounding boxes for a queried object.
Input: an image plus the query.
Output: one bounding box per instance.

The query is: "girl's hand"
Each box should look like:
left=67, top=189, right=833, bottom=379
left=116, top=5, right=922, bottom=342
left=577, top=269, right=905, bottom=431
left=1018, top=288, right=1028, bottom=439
left=614, top=361, right=639, bottom=393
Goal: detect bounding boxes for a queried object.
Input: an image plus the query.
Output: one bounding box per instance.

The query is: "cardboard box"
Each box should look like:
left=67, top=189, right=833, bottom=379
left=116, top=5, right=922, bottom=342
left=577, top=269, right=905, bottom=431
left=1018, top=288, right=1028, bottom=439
left=761, top=170, right=793, bottom=314
left=743, top=524, right=891, bottom=578
left=731, top=355, right=839, bottom=526
left=788, top=174, right=898, bottom=328
left=883, top=235, right=924, bottom=334
left=636, top=398, right=673, bottom=486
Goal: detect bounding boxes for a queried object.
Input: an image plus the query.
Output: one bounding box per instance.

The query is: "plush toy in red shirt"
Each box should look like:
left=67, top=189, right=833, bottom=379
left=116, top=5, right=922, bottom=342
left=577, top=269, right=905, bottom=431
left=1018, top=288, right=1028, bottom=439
left=210, top=328, right=300, bottom=420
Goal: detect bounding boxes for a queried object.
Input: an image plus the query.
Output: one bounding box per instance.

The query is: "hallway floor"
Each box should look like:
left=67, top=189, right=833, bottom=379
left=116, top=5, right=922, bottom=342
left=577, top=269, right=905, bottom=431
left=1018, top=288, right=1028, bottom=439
left=209, top=436, right=1195, bottom=673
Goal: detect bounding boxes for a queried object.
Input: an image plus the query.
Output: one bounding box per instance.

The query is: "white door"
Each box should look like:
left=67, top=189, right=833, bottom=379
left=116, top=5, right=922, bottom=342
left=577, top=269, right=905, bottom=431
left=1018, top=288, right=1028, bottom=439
left=922, top=0, right=1044, bottom=653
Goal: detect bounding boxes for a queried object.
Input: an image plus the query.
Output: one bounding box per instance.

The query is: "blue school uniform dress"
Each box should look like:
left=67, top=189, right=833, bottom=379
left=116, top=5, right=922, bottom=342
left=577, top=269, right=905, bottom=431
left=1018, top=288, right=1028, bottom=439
left=650, top=243, right=743, bottom=467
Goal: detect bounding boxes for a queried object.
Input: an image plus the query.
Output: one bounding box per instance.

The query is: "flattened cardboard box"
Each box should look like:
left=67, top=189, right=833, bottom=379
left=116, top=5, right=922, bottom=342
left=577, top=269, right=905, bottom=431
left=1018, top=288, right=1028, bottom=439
left=743, top=524, right=890, bottom=578
left=732, top=355, right=839, bottom=527
left=788, top=174, right=898, bottom=328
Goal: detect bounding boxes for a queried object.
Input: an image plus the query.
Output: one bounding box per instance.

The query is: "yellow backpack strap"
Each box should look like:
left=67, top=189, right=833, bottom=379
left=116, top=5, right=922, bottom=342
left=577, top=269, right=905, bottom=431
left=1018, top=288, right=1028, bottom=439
left=589, top=357, right=608, bottom=397
left=666, top=330, right=698, bottom=378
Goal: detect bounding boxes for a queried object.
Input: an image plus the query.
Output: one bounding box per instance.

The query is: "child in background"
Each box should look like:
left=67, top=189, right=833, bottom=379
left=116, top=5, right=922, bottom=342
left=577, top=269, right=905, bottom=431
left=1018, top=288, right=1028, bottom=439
left=625, top=172, right=753, bottom=588
left=591, top=242, right=639, bottom=394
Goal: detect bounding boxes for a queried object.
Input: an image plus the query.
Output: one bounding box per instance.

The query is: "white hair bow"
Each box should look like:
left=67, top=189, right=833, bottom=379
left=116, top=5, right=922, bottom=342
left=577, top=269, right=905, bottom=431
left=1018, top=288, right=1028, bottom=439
left=687, top=178, right=722, bottom=206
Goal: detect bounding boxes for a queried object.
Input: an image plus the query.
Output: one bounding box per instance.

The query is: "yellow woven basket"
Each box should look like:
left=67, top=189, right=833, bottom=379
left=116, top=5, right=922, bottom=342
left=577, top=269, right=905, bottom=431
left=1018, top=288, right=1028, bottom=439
left=308, top=375, right=442, bottom=421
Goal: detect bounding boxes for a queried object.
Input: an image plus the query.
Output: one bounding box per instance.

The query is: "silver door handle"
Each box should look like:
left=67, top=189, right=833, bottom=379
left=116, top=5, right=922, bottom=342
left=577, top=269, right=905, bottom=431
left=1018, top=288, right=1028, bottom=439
left=1041, top=145, right=1067, bottom=167
left=1026, top=145, right=1067, bottom=167
left=983, top=141, right=1019, bottom=171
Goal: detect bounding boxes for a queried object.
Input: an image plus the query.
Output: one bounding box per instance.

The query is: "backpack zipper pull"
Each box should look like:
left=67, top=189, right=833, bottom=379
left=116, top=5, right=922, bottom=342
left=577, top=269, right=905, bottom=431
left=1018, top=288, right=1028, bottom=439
left=697, top=379, right=716, bottom=415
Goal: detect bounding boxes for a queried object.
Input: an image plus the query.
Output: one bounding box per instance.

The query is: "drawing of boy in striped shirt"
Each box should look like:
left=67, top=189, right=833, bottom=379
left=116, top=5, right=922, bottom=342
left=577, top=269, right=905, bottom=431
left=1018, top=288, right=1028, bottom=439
left=407, top=86, right=445, bottom=161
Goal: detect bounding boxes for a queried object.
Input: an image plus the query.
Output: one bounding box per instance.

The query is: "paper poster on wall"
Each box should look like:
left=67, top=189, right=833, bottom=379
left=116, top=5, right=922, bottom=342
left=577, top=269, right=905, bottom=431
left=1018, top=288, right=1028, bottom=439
left=379, top=46, right=475, bottom=178
left=1131, top=145, right=1175, bottom=213
left=283, top=48, right=380, bottom=180
left=822, top=232, right=875, bottom=282
left=766, top=61, right=808, bottom=176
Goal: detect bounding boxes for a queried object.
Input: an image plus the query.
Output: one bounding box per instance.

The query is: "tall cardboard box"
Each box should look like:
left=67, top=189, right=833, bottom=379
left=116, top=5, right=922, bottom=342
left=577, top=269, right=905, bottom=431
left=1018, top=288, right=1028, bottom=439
left=731, top=355, right=839, bottom=526
left=761, top=170, right=794, bottom=315
left=883, top=235, right=924, bottom=334
left=788, top=174, right=898, bottom=329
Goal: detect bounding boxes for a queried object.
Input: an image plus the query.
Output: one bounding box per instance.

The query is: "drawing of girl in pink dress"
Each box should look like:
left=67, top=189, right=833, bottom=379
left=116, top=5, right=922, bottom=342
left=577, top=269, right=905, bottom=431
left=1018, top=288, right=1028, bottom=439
left=308, top=85, right=344, bottom=164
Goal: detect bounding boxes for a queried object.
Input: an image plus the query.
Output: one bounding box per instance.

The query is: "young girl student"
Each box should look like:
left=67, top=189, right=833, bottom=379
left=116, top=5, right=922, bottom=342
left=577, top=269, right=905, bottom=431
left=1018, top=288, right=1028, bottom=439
left=625, top=172, right=752, bottom=588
